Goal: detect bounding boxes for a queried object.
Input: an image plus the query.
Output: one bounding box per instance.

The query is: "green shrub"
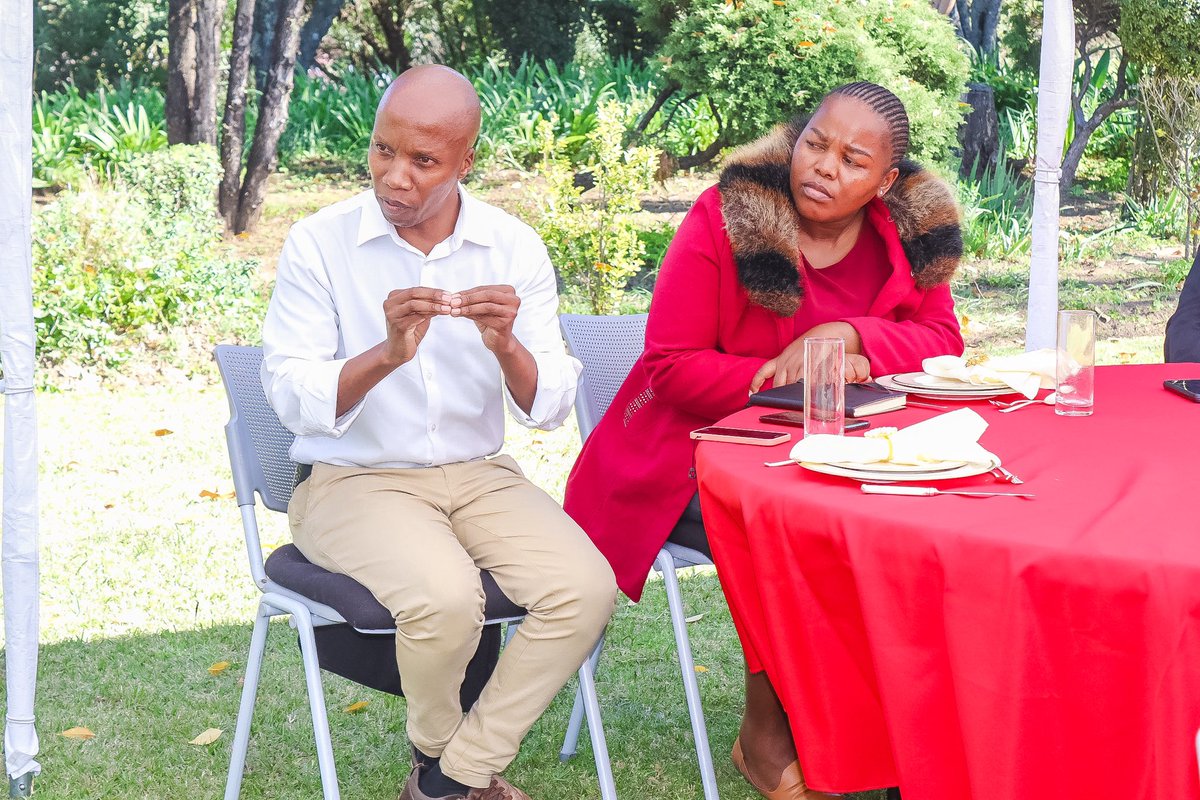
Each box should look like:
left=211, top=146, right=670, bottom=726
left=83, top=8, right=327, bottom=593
left=481, top=0, right=589, bottom=64
left=32, top=145, right=264, bottom=369
left=33, top=83, right=168, bottom=188
left=957, top=153, right=1033, bottom=259
left=536, top=101, right=657, bottom=315
left=1120, top=0, right=1200, bottom=78
left=35, top=0, right=167, bottom=92
left=282, top=57, right=681, bottom=172
left=645, top=0, right=970, bottom=163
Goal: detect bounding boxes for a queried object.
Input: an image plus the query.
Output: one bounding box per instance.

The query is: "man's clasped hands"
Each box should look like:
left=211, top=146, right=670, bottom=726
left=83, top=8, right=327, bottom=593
left=383, top=284, right=521, bottom=364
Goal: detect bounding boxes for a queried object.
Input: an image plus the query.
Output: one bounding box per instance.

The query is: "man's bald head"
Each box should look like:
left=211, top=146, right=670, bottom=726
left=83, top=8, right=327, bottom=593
left=367, top=65, right=481, bottom=243
left=376, top=65, right=482, bottom=150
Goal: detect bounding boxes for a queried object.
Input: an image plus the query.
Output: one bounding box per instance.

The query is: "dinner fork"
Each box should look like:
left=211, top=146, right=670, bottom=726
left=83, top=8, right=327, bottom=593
left=991, top=465, right=1025, bottom=485
left=990, top=393, right=1057, bottom=413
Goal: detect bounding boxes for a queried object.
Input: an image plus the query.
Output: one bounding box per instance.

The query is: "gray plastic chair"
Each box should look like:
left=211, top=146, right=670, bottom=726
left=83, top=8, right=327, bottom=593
left=557, top=315, right=719, bottom=800
left=213, top=344, right=616, bottom=800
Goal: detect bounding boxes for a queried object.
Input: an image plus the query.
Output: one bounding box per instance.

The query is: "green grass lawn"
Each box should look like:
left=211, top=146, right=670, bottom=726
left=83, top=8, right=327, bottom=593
left=1, top=384, right=893, bottom=799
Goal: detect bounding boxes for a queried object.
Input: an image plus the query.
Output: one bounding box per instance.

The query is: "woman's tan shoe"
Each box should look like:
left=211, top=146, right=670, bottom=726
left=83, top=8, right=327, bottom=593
left=731, top=737, right=840, bottom=800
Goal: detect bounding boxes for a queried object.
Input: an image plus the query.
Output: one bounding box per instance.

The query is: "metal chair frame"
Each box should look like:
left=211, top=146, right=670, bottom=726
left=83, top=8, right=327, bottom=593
left=214, top=344, right=615, bottom=800
left=556, top=315, right=720, bottom=800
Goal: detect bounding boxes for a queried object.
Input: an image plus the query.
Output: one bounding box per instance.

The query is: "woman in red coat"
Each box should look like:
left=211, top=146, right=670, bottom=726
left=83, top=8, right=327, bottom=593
left=564, top=83, right=964, bottom=799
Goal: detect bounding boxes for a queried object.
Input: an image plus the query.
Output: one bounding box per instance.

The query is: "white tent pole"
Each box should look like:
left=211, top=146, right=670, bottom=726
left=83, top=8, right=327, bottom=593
left=0, top=0, right=42, bottom=795
left=1025, top=0, right=1076, bottom=350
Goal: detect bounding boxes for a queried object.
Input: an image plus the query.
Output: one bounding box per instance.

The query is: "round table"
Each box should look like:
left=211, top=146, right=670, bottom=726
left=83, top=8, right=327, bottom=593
left=696, top=363, right=1200, bottom=799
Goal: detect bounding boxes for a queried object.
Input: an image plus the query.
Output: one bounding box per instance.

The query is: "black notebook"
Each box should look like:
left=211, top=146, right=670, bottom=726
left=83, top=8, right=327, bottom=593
left=747, top=381, right=907, bottom=417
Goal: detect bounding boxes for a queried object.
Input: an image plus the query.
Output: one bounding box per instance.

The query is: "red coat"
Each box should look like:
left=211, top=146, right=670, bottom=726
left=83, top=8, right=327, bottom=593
left=564, top=129, right=965, bottom=600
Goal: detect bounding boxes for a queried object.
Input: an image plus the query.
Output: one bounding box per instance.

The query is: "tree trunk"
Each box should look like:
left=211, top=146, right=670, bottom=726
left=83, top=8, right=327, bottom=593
left=233, top=0, right=306, bottom=233
left=166, top=0, right=198, bottom=144
left=298, top=0, right=347, bottom=71
left=672, top=136, right=726, bottom=172
left=220, top=0, right=257, bottom=224
left=166, top=0, right=223, bottom=145
left=368, top=0, right=412, bottom=73
left=958, top=82, right=999, bottom=177
left=1059, top=96, right=1138, bottom=191
left=193, top=0, right=224, bottom=146
left=251, top=0, right=281, bottom=94
left=954, top=0, right=1001, bottom=55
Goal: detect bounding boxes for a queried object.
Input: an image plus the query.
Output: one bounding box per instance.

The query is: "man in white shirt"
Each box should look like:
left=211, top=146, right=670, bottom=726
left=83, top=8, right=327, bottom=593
left=261, top=65, right=617, bottom=800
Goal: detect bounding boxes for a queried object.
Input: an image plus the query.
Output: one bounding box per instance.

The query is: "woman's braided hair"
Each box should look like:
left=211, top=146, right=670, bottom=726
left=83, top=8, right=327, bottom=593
left=826, top=82, right=910, bottom=168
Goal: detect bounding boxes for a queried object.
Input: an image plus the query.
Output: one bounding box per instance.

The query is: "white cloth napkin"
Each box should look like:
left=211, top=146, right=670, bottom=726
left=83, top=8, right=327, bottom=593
left=789, top=408, right=1000, bottom=467
left=922, top=350, right=1056, bottom=399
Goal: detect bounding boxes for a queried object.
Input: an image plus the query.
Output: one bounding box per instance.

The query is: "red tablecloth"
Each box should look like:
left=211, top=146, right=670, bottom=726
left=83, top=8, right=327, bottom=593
left=697, top=364, right=1200, bottom=800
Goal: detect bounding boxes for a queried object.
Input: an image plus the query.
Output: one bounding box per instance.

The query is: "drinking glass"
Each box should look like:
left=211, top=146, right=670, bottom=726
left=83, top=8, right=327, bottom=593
left=803, top=338, right=845, bottom=437
left=1055, top=310, right=1096, bottom=417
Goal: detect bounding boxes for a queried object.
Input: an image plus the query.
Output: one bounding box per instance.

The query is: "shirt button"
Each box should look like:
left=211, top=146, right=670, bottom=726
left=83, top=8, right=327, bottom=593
left=429, top=424, right=437, bottom=432
left=425, top=370, right=433, bottom=379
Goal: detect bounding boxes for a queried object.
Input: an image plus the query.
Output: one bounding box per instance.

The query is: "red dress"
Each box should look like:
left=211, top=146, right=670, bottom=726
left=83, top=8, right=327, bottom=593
left=563, top=181, right=964, bottom=600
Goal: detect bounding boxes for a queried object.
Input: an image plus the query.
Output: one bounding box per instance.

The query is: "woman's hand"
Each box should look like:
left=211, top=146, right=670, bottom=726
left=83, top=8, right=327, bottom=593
left=844, top=353, right=871, bottom=382
left=749, top=337, right=872, bottom=393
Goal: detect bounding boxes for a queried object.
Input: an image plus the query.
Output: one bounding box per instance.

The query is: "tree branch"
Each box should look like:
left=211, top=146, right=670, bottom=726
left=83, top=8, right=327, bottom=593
left=635, top=81, right=680, bottom=134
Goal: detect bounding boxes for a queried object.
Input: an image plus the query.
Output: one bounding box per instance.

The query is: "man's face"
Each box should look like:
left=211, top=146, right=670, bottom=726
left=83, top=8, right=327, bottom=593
left=367, top=108, right=475, bottom=233
left=789, top=95, right=897, bottom=225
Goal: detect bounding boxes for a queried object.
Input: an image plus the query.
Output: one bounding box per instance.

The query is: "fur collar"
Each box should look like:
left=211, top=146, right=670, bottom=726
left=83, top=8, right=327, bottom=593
left=717, top=119, right=962, bottom=316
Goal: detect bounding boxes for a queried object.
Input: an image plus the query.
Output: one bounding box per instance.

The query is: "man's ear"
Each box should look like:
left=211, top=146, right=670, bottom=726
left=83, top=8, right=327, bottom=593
left=459, top=147, right=476, bottom=181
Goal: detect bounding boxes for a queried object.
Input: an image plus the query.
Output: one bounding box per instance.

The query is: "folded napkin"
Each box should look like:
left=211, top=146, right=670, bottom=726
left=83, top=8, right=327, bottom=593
left=922, top=350, right=1056, bottom=399
left=789, top=408, right=1000, bottom=468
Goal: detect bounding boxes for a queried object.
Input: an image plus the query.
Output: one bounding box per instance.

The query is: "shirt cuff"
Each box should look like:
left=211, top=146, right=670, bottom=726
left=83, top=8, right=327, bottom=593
left=504, top=351, right=582, bottom=429
left=299, top=358, right=366, bottom=437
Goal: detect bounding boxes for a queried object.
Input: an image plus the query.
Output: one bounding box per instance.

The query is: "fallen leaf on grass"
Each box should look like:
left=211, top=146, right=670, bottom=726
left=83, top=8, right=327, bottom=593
left=190, top=728, right=222, bottom=746
left=344, top=701, right=370, bottom=714
left=103, top=504, right=115, bottom=510
left=1117, top=351, right=1138, bottom=365
left=684, top=614, right=704, bottom=624
left=199, top=489, right=236, bottom=500
left=154, top=429, right=174, bottom=437
left=694, top=665, right=709, bottom=673
left=208, top=661, right=231, bottom=676
left=60, top=727, right=95, bottom=740
left=65, top=460, right=80, bottom=470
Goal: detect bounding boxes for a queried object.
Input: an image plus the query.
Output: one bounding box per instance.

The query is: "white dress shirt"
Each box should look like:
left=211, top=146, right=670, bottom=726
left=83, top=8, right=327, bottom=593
left=261, top=187, right=582, bottom=468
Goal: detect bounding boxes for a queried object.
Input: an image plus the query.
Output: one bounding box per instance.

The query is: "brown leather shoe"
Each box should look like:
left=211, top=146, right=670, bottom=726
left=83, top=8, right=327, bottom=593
left=398, top=767, right=533, bottom=800
left=397, top=767, right=481, bottom=800
left=732, top=736, right=840, bottom=800
left=481, top=774, right=532, bottom=800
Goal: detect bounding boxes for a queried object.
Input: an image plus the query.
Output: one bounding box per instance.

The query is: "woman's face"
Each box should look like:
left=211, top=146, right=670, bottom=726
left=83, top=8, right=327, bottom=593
left=789, top=95, right=900, bottom=225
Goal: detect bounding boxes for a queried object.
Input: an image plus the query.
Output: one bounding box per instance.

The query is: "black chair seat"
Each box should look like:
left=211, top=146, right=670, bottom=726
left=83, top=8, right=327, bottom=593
left=264, top=544, right=525, bottom=631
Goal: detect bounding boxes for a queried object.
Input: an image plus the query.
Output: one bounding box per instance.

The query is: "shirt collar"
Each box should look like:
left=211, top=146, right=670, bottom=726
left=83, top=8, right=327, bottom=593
left=356, top=185, right=496, bottom=249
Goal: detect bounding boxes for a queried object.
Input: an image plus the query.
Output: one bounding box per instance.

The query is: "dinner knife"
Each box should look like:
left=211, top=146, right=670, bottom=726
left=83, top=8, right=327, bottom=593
left=860, top=485, right=1034, bottom=498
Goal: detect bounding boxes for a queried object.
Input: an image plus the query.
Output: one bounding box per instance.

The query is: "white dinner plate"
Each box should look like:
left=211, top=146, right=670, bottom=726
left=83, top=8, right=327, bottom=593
left=875, top=374, right=1020, bottom=401
left=799, top=460, right=995, bottom=483
left=889, top=372, right=1009, bottom=393
left=830, top=459, right=967, bottom=474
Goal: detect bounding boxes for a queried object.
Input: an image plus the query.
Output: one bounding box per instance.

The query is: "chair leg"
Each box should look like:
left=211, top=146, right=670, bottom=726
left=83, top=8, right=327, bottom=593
left=559, top=634, right=604, bottom=762
left=504, top=619, right=520, bottom=647
left=576, top=635, right=617, bottom=800
left=293, top=605, right=341, bottom=800
left=656, top=550, right=719, bottom=800
left=224, top=606, right=272, bottom=800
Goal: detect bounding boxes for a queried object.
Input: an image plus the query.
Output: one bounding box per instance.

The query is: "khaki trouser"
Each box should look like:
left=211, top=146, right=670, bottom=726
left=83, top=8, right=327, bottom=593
left=288, top=455, right=617, bottom=788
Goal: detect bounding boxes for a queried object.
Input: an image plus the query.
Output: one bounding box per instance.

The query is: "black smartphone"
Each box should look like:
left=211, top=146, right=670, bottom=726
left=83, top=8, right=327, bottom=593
left=1164, top=379, right=1200, bottom=403
left=758, top=411, right=870, bottom=432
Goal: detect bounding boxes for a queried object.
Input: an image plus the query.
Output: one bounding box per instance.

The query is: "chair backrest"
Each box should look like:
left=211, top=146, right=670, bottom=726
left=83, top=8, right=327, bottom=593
left=560, top=314, right=648, bottom=441
left=213, top=344, right=296, bottom=513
